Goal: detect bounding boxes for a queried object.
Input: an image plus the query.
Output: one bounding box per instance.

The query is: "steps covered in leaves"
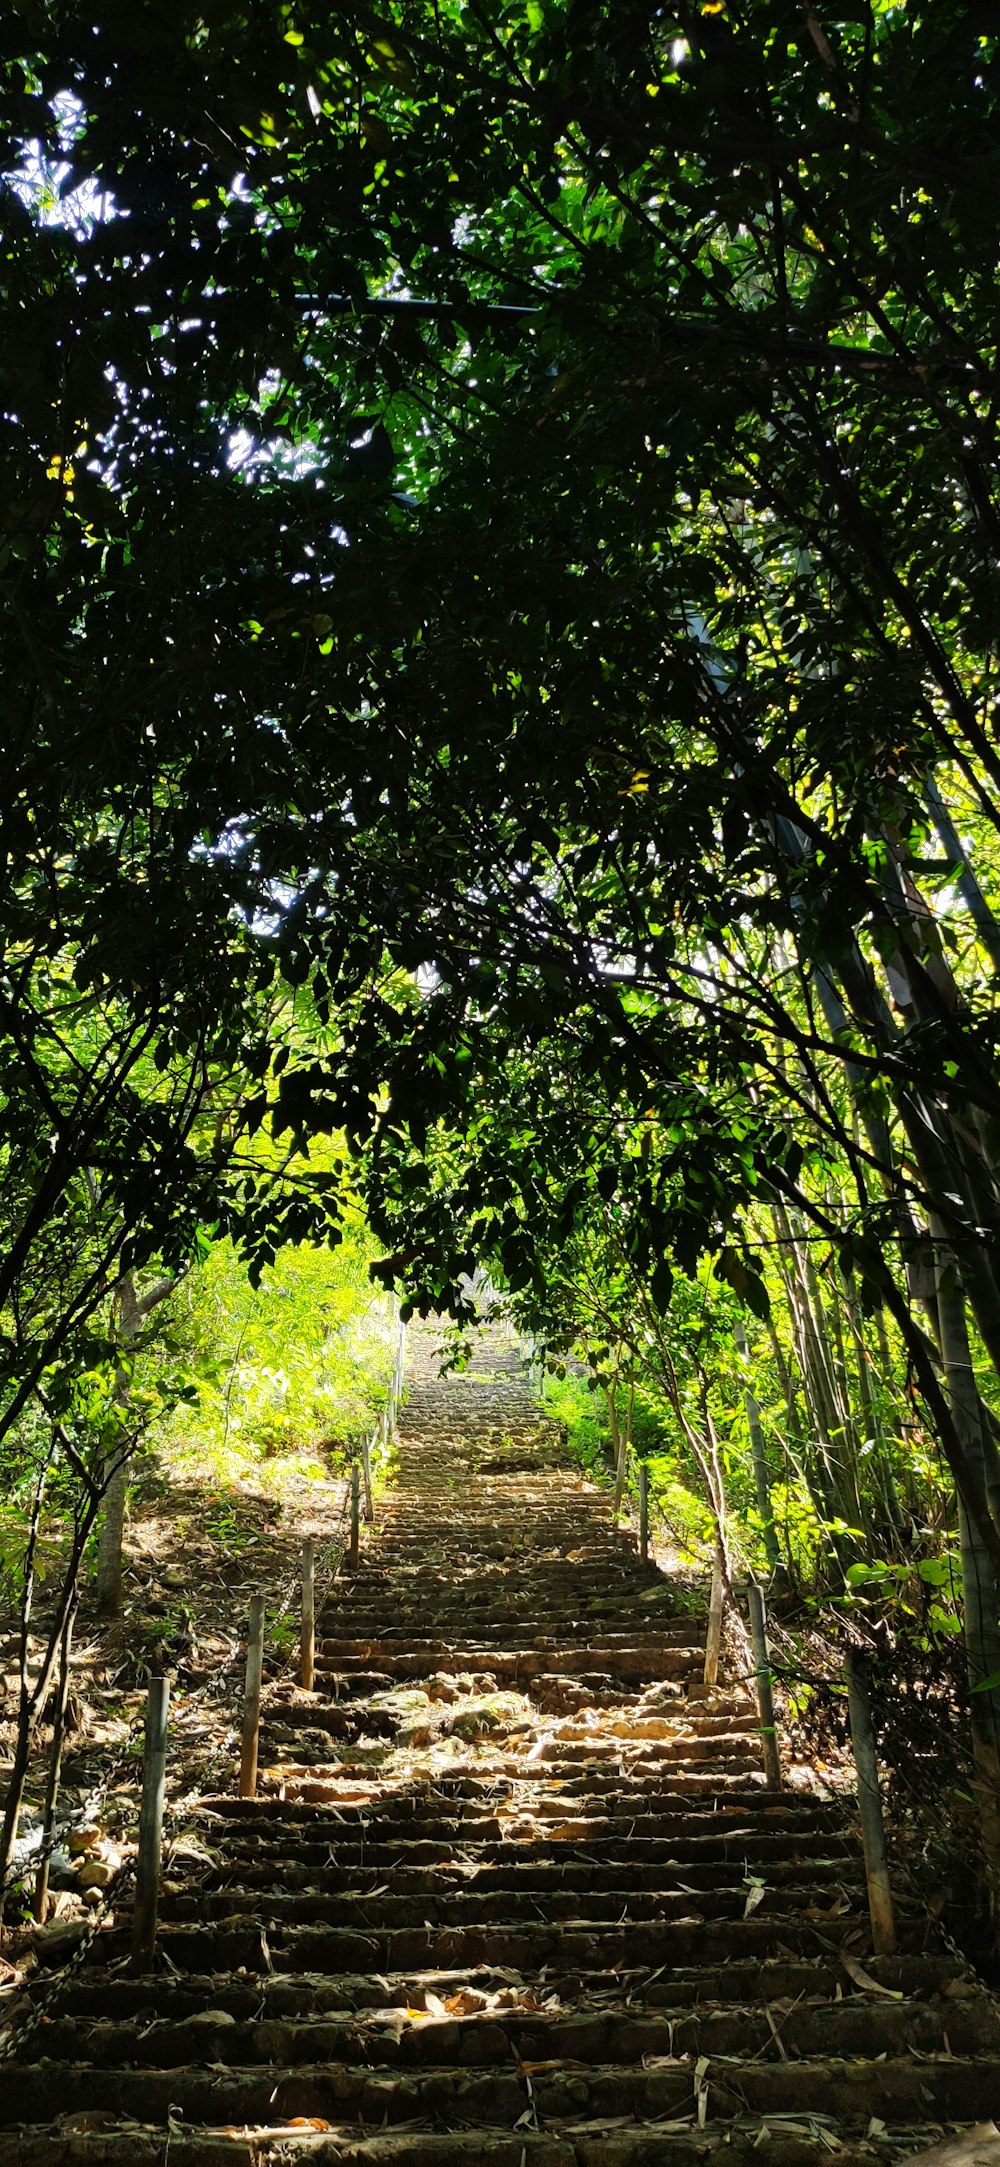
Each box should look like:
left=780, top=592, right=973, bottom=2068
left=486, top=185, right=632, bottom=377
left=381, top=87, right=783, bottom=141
left=2, top=1319, right=999, bottom=2164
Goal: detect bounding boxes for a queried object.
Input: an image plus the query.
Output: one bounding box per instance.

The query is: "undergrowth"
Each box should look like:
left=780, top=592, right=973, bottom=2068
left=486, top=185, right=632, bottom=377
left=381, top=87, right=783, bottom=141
left=537, top=1367, right=715, bottom=1565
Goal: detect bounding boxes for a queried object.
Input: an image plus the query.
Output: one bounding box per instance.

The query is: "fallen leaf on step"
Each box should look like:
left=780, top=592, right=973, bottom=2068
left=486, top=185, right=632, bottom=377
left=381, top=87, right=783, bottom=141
left=838, top=1952, right=903, bottom=1999
left=554, top=2116, right=637, bottom=2133
left=519, top=2059, right=583, bottom=2075
left=763, top=2115, right=839, bottom=2130
left=55, top=2113, right=121, bottom=2134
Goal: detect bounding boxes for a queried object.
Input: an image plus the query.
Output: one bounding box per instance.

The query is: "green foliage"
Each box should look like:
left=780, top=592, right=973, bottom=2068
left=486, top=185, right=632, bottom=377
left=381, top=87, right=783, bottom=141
left=538, top=1368, right=609, bottom=1483
left=1, top=0, right=1000, bottom=1804
left=541, top=1357, right=717, bottom=1563
left=162, top=1212, right=396, bottom=1500
left=643, top=1458, right=716, bottom=1566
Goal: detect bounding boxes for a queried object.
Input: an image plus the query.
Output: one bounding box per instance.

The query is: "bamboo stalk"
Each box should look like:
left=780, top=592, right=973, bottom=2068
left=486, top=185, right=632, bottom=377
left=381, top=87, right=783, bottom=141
left=746, top=1580, right=782, bottom=1790
left=844, top=1650, right=897, bottom=1954
left=703, top=1548, right=724, bottom=1689
left=132, top=1676, right=170, bottom=1971
left=239, top=1595, right=266, bottom=1799
left=735, top=1317, right=781, bottom=1576
left=361, top=1427, right=374, bottom=1523
left=299, top=1541, right=315, bottom=1693
left=638, top=1464, right=649, bottom=1563
left=349, top=1466, right=360, bottom=1570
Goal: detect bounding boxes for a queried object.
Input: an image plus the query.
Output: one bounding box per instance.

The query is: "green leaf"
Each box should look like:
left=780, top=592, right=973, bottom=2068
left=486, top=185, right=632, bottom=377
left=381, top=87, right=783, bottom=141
left=845, top=1561, right=889, bottom=1586
left=916, top=1558, right=952, bottom=1586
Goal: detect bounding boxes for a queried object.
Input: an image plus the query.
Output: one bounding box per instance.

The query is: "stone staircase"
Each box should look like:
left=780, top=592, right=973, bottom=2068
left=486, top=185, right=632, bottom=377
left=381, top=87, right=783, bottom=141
left=2, top=1320, right=999, bottom=2162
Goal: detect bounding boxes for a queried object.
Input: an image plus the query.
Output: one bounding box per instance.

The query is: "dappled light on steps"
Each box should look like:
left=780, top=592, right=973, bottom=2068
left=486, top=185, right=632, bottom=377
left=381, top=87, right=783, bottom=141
left=1, top=1320, right=999, bottom=2162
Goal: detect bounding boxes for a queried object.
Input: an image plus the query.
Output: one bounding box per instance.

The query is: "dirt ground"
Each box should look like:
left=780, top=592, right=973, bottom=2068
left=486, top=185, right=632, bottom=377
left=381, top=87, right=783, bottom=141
left=0, top=1453, right=351, bottom=1994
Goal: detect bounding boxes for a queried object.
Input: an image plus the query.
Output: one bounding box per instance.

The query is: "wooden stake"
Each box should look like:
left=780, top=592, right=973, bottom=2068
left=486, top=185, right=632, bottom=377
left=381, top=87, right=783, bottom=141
left=239, top=1595, right=266, bottom=1799
left=845, top=1649, right=897, bottom=1954
left=349, top=1465, right=360, bottom=1570
left=361, top=1427, right=374, bottom=1523
left=132, top=1676, right=170, bottom=1972
left=299, top=1541, right=315, bottom=1693
left=33, top=1605, right=76, bottom=1923
left=746, top=1580, right=782, bottom=1790
left=638, top=1464, right=649, bottom=1564
left=703, top=1547, right=724, bottom=1689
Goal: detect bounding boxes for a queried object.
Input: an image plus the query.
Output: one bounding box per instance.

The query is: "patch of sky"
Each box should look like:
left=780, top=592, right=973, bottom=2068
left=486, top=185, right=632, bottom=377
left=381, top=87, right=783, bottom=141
left=7, top=90, right=121, bottom=238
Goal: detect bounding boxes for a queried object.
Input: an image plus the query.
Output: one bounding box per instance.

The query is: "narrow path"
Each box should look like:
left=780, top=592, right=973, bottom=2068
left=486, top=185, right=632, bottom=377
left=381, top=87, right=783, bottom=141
left=2, top=1321, right=999, bottom=2162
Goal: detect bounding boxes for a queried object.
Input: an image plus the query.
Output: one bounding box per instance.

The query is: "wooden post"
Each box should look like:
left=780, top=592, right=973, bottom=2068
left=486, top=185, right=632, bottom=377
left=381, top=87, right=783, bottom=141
left=349, top=1466, right=360, bottom=1570
left=845, top=1649, right=897, bottom=1954
left=239, top=1595, right=266, bottom=1799
left=746, top=1580, right=782, bottom=1790
left=704, top=1547, right=724, bottom=1690
left=299, top=1541, right=315, bottom=1693
left=132, top=1676, right=170, bottom=1972
left=361, top=1427, right=374, bottom=1523
left=638, top=1464, right=649, bottom=1564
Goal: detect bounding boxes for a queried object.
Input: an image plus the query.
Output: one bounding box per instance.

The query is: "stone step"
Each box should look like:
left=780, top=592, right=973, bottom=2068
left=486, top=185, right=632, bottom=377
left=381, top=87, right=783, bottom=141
left=157, top=1874, right=871, bottom=1928
left=262, top=1763, right=768, bottom=1801
left=266, top=1698, right=755, bottom=1741
left=1, top=2050, right=997, bottom=2132
left=318, top=1614, right=701, bottom=1639
left=313, top=1646, right=706, bottom=1679
left=183, top=1826, right=863, bottom=1869
left=0, top=2132, right=896, bottom=2167
left=37, top=1987, right=1000, bottom=2071
left=168, top=1855, right=868, bottom=1903
left=199, top=1790, right=851, bottom=1834
left=49, top=1951, right=969, bottom=2022
left=260, top=1730, right=763, bottom=1772
left=316, top=1629, right=698, bottom=1646
left=109, top=1909, right=902, bottom=1974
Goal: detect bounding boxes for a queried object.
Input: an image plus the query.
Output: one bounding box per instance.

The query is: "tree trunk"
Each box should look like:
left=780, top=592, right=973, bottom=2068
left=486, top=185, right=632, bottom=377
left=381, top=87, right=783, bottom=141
left=844, top=1280, right=904, bottom=1539
left=925, top=768, right=1000, bottom=971
left=771, top=1200, right=851, bottom=1548
left=607, top=1384, right=626, bottom=1514
left=0, top=1501, right=99, bottom=1906
left=93, top=1270, right=176, bottom=1616
left=94, top=1457, right=129, bottom=1616
left=934, top=1224, right=1000, bottom=1932
left=735, top=1318, right=781, bottom=1577
left=94, top=1274, right=141, bottom=1616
